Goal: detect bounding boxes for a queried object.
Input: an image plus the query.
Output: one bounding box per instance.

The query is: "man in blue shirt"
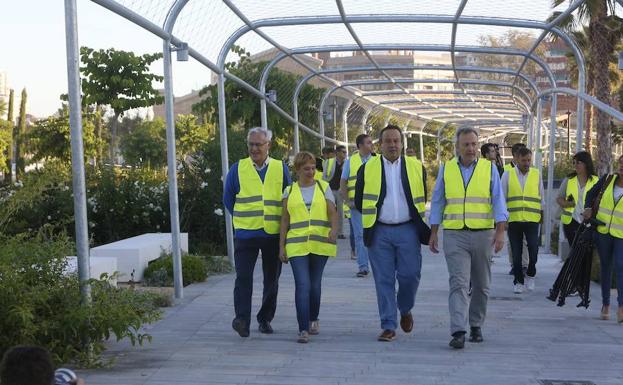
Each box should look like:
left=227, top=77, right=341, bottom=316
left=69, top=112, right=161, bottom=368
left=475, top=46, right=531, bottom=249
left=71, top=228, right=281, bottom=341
left=429, top=126, right=508, bottom=349
left=223, top=127, right=291, bottom=337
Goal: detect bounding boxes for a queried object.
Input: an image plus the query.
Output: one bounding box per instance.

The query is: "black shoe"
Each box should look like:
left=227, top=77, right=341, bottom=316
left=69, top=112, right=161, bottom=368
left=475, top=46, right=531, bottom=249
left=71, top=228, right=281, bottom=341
left=258, top=320, right=273, bottom=334
left=469, top=327, right=483, bottom=343
left=356, top=270, right=369, bottom=278
left=232, top=318, right=250, bottom=337
left=449, top=332, right=465, bottom=349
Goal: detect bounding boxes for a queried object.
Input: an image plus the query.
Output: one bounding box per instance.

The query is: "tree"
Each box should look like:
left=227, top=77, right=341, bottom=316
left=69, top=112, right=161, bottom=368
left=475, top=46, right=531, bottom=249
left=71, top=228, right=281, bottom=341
left=26, top=105, right=99, bottom=163
left=0, top=121, right=10, bottom=173
left=551, top=0, right=623, bottom=175
left=192, top=45, right=325, bottom=156
left=6, top=89, right=14, bottom=179
left=78, top=47, right=164, bottom=162
left=120, top=118, right=167, bottom=168
left=14, top=88, right=26, bottom=179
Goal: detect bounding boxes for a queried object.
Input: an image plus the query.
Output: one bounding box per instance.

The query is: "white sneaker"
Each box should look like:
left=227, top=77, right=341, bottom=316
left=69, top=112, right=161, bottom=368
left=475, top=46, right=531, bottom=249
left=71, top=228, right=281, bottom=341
left=309, top=320, right=320, bottom=335
left=526, top=277, right=535, bottom=291
left=513, top=283, right=524, bottom=294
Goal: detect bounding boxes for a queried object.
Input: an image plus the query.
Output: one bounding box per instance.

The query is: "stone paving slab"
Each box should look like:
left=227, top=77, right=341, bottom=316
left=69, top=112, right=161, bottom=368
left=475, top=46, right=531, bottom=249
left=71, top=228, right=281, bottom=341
left=80, top=231, right=623, bottom=385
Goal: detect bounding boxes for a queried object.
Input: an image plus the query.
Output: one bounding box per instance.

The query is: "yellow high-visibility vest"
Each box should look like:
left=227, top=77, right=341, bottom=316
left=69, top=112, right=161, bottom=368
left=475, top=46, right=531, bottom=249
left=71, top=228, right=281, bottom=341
left=503, top=163, right=514, bottom=173
left=314, top=170, right=323, bottom=181
left=442, top=158, right=494, bottom=230
left=507, top=167, right=542, bottom=223
left=596, top=176, right=623, bottom=238
left=233, top=157, right=283, bottom=234
left=285, top=180, right=337, bottom=258
left=322, top=158, right=336, bottom=181
left=561, top=175, right=598, bottom=225
left=361, top=156, right=426, bottom=229
left=347, top=153, right=365, bottom=200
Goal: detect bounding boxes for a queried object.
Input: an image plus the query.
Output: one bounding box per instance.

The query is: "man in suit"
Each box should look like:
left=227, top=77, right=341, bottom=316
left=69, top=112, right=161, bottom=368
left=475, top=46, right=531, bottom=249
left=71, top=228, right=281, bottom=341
left=355, top=125, right=429, bottom=342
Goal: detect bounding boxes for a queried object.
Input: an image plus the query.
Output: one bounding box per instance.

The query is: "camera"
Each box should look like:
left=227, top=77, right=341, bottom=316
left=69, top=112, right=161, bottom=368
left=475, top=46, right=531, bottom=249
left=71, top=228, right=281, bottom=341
left=54, top=368, right=77, bottom=385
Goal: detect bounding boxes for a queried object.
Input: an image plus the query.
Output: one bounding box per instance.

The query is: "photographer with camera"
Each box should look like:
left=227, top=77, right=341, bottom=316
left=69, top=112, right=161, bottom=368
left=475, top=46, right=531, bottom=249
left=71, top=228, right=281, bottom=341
left=481, top=143, right=504, bottom=176
left=0, top=346, right=85, bottom=385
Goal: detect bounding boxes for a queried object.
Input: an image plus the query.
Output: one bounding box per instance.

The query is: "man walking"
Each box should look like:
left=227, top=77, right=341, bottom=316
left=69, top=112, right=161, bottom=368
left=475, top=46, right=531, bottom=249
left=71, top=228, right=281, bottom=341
left=355, top=125, right=428, bottom=342
left=501, top=147, right=543, bottom=293
left=341, top=134, right=376, bottom=277
left=223, top=127, right=291, bottom=337
left=505, top=143, right=529, bottom=275
left=429, top=126, right=507, bottom=349
left=324, top=145, right=347, bottom=239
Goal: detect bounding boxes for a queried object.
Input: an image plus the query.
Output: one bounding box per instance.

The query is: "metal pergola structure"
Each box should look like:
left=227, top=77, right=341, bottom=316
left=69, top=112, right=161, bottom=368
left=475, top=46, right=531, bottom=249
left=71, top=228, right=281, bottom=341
left=64, top=0, right=623, bottom=301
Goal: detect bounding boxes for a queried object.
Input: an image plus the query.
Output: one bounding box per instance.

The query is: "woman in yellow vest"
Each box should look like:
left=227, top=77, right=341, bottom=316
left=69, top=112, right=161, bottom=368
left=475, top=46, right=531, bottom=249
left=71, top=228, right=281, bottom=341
left=279, top=151, right=338, bottom=343
left=557, top=151, right=598, bottom=247
left=584, top=154, right=623, bottom=323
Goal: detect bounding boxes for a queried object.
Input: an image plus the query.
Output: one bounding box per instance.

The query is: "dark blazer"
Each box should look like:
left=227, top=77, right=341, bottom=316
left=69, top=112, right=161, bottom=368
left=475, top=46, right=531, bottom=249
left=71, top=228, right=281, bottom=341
left=354, top=156, right=431, bottom=247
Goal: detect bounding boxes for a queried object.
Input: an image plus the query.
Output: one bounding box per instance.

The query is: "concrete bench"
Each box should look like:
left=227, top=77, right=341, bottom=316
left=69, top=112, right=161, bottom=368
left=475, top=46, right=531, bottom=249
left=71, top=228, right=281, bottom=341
left=65, top=256, right=118, bottom=286
left=90, top=233, right=189, bottom=282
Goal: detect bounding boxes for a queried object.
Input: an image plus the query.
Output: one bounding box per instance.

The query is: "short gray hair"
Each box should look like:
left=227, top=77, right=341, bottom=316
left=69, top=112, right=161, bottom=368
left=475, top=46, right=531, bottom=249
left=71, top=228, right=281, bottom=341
left=455, top=125, right=479, bottom=144
left=247, top=127, right=273, bottom=142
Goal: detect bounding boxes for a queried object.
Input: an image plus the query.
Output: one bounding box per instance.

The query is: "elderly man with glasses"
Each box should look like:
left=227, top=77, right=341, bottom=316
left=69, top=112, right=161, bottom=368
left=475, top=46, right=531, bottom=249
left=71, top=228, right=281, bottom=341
left=223, top=127, right=291, bottom=337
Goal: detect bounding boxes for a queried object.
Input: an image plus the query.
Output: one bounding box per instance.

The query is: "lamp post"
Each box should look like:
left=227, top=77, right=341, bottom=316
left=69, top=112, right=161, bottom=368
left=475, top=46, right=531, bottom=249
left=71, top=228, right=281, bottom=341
left=566, top=110, right=572, bottom=157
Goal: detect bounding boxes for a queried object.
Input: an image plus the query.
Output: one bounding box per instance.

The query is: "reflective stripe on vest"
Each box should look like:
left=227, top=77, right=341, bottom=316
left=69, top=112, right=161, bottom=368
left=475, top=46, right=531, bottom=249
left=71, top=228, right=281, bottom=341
left=285, top=180, right=337, bottom=258
left=322, top=158, right=336, bottom=181
left=442, top=158, right=494, bottom=229
left=507, top=167, right=541, bottom=223
left=595, top=176, right=623, bottom=238
left=361, top=156, right=426, bottom=230
left=561, top=175, right=598, bottom=225
left=232, top=157, right=283, bottom=234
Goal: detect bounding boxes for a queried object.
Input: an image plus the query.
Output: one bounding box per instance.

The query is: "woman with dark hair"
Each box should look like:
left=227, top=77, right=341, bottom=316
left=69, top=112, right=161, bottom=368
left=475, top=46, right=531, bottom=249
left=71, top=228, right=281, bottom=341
left=583, top=154, right=623, bottom=323
left=556, top=151, right=598, bottom=247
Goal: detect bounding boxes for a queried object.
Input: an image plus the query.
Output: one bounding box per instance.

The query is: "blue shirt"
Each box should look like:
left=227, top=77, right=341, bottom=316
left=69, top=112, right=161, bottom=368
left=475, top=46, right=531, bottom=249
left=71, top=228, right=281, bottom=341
left=429, top=158, right=508, bottom=226
left=223, top=159, right=291, bottom=239
left=341, top=153, right=373, bottom=180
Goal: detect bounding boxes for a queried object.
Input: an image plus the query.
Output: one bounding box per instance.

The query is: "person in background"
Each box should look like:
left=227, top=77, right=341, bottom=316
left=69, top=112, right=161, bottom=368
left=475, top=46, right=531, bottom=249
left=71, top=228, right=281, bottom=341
left=341, top=134, right=377, bottom=277
left=223, top=127, right=291, bottom=337
left=429, top=126, right=508, bottom=349
left=315, top=157, right=324, bottom=181
left=321, top=146, right=335, bottom=161
left=501, top=147, right=544, bottom=294
left=557, top=151, right=598, bottom=248
left=279, top=151, right=338, bottom=343
left=481, top=143, right=504, bottom=176
left=405, top=148, right=417, bottom=157
left=355, top=125, right=428, bottom=342
left=323, top=145, right=347, bottom=239
left=583, top=154, right=623, bottom=323
left=0, top=345, right=85, bottom=385
left=504, top=142, right=529, bottom=275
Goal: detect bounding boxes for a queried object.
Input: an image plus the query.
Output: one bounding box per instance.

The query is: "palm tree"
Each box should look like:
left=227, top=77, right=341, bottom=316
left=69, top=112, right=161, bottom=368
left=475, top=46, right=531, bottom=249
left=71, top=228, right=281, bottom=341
left=551, top=0, right=623, bottom=174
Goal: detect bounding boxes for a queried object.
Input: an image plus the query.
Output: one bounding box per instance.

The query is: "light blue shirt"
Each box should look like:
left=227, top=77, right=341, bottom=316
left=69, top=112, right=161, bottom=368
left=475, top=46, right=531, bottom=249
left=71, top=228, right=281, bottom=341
left=340, top=153, right=373, bottom=180
left=429, top=158, right=509, bottom=226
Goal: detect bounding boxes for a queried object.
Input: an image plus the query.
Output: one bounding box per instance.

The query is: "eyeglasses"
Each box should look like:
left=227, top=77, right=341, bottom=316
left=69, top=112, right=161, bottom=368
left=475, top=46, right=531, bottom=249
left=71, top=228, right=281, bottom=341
left=247, top=142, right=268, bottom=148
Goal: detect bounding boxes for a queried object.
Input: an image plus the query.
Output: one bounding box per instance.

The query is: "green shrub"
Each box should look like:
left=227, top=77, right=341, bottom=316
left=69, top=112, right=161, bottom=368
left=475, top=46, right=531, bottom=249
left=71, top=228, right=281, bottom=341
left=143, top=253, right=208, bottom=287
left=0, top=232, right=162, bottom=367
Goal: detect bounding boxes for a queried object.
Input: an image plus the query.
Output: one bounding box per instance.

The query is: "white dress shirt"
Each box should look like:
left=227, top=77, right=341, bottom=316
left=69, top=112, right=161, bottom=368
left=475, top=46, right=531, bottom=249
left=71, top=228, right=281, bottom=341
left=377, top=156, right=412, bottom=224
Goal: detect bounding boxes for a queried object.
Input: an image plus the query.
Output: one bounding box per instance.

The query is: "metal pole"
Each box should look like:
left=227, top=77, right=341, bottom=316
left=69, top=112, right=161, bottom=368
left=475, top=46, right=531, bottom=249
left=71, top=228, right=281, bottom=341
left=419, top=130, right=425, bottom=163
left=260, top=97, right=268, bottom=129
left=218, top=73, right=235, bottom=266
left=293, top=97, right=300, bottom=154
left=544, top=94, right=557, bottom=254
left=342, top=99, right=353, bottom=155
left=535, top=101, right=543, bottom=172
left=64, top=0, right=90, bottom=304
left=162, top=41, right=184, bottom=299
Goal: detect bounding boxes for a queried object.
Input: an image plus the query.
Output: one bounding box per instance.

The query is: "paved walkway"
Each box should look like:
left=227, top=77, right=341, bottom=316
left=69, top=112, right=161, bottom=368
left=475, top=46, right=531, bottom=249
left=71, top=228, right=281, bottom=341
left=81, top=234, right=622, bottom=385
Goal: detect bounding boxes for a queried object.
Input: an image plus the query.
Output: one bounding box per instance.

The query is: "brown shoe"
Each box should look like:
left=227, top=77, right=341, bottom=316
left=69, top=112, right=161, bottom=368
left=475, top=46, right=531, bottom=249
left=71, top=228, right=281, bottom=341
left=400, top=312, right=414, bottom=333
left=377, top=329, right=396, bottom=342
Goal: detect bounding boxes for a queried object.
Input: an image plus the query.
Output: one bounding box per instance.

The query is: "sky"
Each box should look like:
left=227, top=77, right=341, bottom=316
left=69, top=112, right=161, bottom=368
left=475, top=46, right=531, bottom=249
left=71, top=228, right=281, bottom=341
left=1, top=0, right=614, bottom=119
left=1, top=0, right=211, bottom=118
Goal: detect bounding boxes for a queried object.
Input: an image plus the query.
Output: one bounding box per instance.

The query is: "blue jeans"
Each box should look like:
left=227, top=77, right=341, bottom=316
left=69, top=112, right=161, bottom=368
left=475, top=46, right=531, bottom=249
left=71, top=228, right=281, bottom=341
left=233, top=237, right=282, bottom=323
left=289, top=254, right=329, bottom=332
left=350, top=208, right=369, bottom=272
left=368, top=222, right=422, bottom=330
left=594, top=232, right=623, bottom=307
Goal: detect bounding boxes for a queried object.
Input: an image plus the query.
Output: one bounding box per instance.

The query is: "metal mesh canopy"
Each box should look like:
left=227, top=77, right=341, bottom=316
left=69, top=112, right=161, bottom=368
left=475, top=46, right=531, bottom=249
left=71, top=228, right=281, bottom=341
left=66, top=0, right=623, bottom=298
left=90, top=0, right=623, bottom=146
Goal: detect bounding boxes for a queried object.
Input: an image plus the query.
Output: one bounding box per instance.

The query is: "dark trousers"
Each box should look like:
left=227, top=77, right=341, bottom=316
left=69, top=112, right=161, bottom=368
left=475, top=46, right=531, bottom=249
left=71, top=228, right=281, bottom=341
left=594, top=232, right=623, bottom=307
left=563, top=219, right=581, bottom=248
left=233, top=237, right=282, bottom=323
left=508, top=222, right=540, bottom=284
left=289, top=254, right=329, bottom=332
